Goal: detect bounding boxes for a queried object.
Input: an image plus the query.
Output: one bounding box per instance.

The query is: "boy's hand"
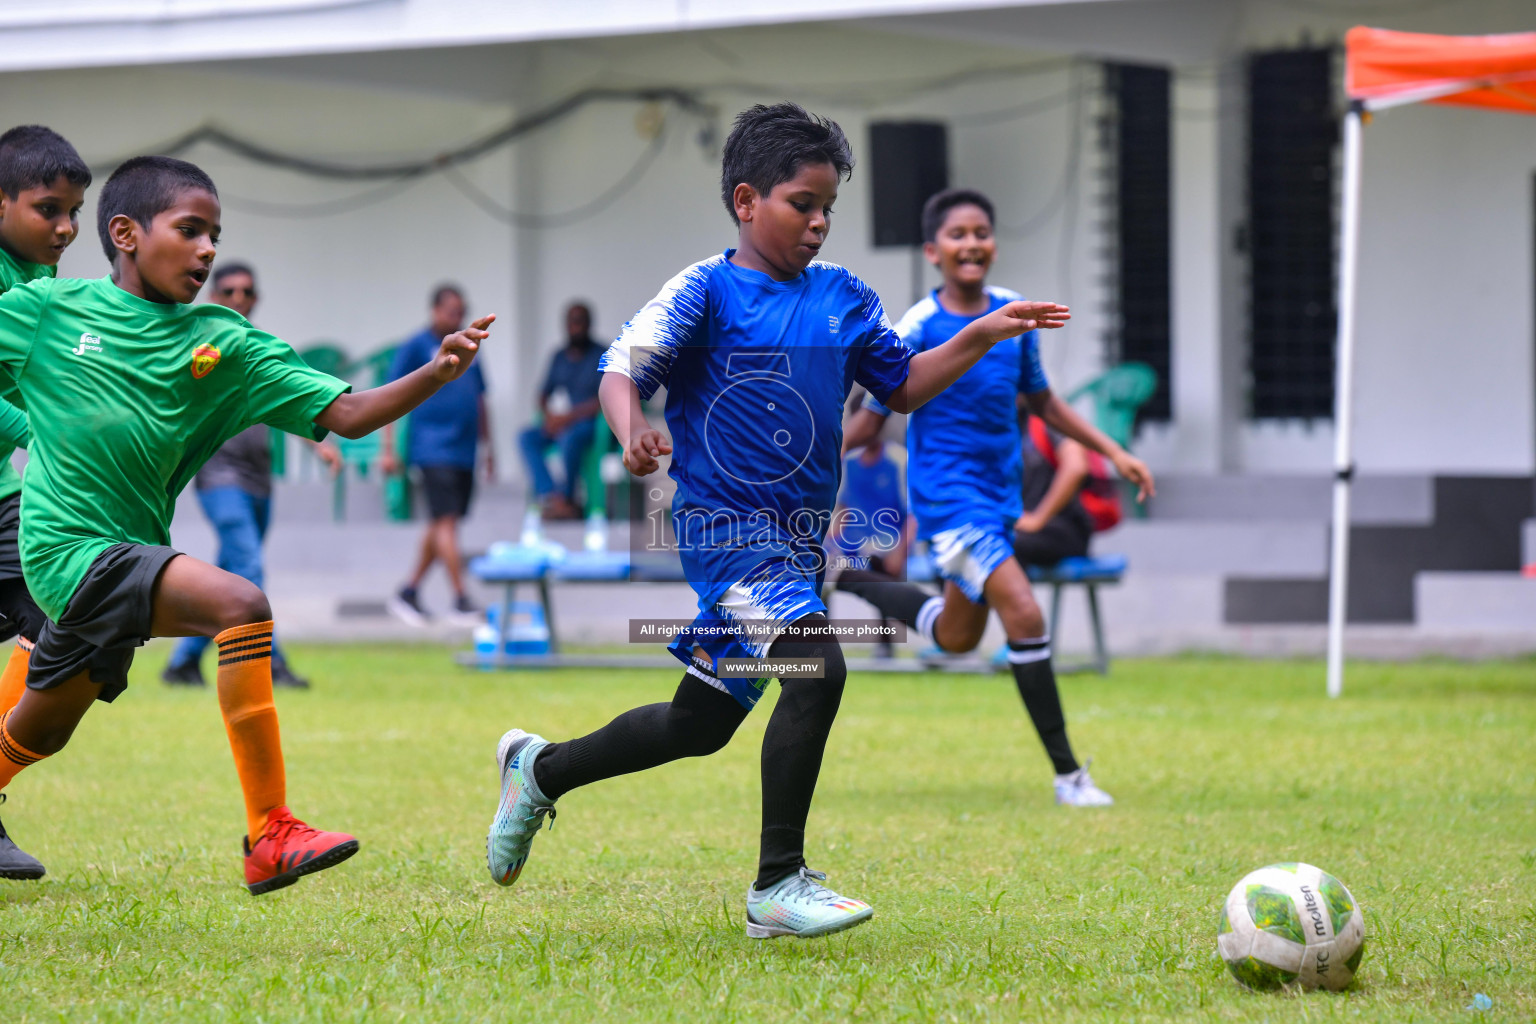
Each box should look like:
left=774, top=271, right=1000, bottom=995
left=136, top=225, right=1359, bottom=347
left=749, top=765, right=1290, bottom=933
left=1112, top=450, right=1156, bottom=503
left=973, top=301, right=1070, bottom=345
left=432, top=314, right=495, bottom=382
left=316, top=442, right=343, bottom=476
left=1014, top=510, right=1048, bottom=534
left=623, top=428, right=672, bottom=477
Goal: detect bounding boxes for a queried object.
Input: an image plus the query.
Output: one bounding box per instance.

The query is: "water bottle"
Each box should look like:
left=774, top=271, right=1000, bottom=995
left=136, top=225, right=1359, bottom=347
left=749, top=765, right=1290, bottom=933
left=520, top=507, right=542, bottom=548
left=584, top=513, right=606, bottom=553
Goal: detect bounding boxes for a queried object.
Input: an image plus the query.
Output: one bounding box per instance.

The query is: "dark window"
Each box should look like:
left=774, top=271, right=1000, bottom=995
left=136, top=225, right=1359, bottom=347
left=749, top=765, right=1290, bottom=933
left=1247, top=47, right=1338, bottom=420
left=1104, top=63, right=1172, bottom=424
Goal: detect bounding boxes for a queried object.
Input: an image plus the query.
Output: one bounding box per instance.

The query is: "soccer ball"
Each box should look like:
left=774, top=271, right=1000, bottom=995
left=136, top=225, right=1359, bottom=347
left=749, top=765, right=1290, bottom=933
left=1216, top=862, right=1365, bottom=991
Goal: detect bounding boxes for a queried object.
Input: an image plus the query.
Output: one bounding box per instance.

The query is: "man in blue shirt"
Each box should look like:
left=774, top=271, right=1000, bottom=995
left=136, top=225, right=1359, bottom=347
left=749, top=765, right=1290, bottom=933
left=515, top=301, right=606, bottom=519
left=481, top=104, right=1071, bottom=939
left=384, top=284, right=491, bottom=624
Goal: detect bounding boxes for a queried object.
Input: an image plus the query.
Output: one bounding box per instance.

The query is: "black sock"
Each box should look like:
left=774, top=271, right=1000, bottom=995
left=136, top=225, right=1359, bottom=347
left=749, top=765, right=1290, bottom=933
left=756, top=613, right=847, bottom=891
left=835, top=569, right=933, bottom=628
left=1007, top=637, right=1079, bottom=776
left=533, top=664, right=747, bottom=801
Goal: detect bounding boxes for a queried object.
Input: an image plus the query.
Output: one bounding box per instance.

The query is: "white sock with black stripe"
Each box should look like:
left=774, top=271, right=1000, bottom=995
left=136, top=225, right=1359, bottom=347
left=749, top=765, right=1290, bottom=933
left=915, top=596, right=945, bottom=647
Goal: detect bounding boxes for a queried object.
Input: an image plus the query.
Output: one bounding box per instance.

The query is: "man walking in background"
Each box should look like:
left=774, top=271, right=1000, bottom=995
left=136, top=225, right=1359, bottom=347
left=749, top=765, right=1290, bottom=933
left=386, top=284, right=491, bottom=625
left=517, top=301, right=605, bottom=520
left=162, top=262, right=339, bottom=689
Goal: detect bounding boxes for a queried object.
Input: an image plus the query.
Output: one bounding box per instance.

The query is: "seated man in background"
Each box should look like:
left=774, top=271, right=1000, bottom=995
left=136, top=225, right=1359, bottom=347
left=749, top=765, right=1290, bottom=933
left=517, top=301, right=606, bottom=520
left=1014, top=411, right=1122, bottom=568
left=162, top=262, right=340, bottom=689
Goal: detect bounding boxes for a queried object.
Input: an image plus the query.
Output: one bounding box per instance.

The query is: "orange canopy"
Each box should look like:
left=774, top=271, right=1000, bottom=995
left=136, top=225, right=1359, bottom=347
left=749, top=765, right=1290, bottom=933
left=1346, top=26, right=1536, bottom=114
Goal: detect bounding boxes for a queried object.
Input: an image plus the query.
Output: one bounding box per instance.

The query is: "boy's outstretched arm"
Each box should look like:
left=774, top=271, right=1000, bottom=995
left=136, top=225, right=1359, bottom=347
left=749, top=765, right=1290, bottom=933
left=600, top=371, right=671, bottom=477
left=883, top=301, right=1070, bottom=414
left=1023, top=389, right=1156, bottom=502
left=316, top=315, right=493, bottom=439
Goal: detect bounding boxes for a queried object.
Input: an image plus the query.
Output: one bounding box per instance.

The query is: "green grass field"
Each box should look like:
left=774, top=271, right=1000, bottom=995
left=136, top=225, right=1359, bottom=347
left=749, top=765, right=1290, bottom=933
left=1, top=645, right=1531, bottom=1022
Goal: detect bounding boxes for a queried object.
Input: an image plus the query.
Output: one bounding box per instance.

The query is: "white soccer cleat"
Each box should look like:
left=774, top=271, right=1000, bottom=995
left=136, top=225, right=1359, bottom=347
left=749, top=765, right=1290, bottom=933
left=745, top=867, right=873, bottom=939
left=1054, top=760, right=1114, bottom=807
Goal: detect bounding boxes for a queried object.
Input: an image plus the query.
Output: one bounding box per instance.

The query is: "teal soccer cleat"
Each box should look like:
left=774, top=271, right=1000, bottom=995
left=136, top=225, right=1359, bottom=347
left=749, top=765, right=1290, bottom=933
left=745, top=867, right=874, bottom=939
left=486, top=729, right=556, bottom=887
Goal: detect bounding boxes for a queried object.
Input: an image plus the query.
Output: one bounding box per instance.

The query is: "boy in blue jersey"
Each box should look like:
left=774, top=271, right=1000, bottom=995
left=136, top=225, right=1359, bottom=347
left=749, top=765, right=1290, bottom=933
left=828, top=421, right=909, bottom=657
left=839, top=189, right=1153, bottom=807
left=485, top=105, right=1071, bottom=938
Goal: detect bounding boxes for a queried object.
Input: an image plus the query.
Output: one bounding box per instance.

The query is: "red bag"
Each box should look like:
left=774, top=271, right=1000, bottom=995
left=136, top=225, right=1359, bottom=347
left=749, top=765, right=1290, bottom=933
left=1028, top=418, right=1122, bottom=533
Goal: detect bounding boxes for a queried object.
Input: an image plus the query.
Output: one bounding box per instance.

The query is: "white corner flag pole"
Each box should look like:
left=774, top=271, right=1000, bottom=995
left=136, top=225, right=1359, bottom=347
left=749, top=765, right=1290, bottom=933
left=1326, top=101, right=1365, bottom=699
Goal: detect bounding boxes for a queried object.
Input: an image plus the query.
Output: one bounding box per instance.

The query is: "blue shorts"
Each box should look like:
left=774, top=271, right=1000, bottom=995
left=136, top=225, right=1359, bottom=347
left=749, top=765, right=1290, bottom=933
left=667, top=560, right=826, bottom=709
left=926, top=520, right=1016, bottom=603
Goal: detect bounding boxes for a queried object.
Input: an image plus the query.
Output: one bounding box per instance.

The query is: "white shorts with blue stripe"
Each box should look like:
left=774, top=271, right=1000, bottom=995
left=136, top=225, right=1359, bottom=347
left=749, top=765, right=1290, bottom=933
left=667, top=560, right=826, bottom=709
left=927, top=521, right=1016, bottom=603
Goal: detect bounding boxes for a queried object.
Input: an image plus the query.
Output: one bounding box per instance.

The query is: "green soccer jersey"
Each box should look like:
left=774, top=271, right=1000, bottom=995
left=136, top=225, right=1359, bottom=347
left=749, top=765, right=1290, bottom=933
left=0, top=246, right=51, bottom=503
left=0, top=276, right=351, bottom=620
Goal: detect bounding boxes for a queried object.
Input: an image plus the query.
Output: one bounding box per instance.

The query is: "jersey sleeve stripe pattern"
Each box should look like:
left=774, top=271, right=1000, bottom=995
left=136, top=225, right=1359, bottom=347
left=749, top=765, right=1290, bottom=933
left=815, top=262, right=901, bottom=340
left=600, top=254, right=723, bottom=401
left=861, top=295, right=937, bottom=416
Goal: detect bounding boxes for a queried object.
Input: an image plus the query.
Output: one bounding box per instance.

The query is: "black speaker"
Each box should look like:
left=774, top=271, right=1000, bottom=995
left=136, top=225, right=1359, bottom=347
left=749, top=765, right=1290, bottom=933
left=868, top=121, right=949, bottom=248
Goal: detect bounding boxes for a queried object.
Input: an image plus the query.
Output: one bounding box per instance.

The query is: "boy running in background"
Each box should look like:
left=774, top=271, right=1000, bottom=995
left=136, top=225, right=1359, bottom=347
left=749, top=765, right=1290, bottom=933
left=827, top=416, right=909, bottom=658
left=485, top=104, right=1070, bottom=938
left=0, top=125, right=91, bottom=880
left=838, top=188, right=1153, bottom=807
left=0, top=155, right=492, bottom=894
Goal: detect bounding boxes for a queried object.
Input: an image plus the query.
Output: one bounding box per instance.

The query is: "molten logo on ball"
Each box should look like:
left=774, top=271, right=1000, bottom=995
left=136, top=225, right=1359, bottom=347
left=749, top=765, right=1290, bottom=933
left=1216, top=862, right=1365, bottom=991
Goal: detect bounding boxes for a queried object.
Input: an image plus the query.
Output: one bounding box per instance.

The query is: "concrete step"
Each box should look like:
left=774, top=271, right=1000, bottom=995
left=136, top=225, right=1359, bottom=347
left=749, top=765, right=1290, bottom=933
left=1416, top=571, right=1536, bottom=631
left=1143, top=474, right=1432, bottom=524
left=1096, top=520, right=1327, bottom=575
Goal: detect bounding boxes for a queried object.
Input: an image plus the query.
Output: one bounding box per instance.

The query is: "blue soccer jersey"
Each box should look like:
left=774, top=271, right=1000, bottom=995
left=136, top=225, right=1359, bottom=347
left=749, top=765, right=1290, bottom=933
left=865, top=286, right=1047, bottom=540
left=602, top=250, right=911, bottom=644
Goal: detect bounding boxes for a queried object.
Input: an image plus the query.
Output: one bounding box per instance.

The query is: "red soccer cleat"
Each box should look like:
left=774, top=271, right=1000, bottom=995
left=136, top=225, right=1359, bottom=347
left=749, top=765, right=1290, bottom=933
left=243, top=805, right=359, bottom=896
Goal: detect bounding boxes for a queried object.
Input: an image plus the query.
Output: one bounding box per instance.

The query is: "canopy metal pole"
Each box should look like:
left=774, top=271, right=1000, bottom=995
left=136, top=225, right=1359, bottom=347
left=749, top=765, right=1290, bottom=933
left=1326, top=101, right=1365, bottom=699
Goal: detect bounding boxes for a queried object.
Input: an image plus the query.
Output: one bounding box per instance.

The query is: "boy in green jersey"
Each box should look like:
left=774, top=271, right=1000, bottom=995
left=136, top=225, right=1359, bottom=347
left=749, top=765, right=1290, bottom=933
left=0, top=155, right=492, bottom=894
left=0, top=125, right=92, bottom=882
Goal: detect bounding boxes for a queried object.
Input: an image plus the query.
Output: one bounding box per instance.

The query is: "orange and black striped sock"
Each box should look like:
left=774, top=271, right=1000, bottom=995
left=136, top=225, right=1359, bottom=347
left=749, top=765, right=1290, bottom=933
left=216, top=622, right=287, bottom=844
left=0, top=638, right=33, bottom=718
left=0, top=707, right=46, bottom=793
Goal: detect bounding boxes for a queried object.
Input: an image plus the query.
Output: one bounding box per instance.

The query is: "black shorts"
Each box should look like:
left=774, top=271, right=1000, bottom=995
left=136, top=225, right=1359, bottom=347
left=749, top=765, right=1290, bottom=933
left=418, top=465, right=475, bottom=519
left=28, top=543, right=179, bottom=703
left=0, top=495, right=45, bottom=645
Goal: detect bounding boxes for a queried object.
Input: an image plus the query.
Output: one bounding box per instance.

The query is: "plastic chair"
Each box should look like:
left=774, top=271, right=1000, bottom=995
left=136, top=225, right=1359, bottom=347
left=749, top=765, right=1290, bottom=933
left=356, top=344, right=413, bottom=521
left=296, top=343, right=352, bottom=380
left=355, top=344, right=399, bottom=388
left=535, top=414, right=622, bottom=517
left=1066, top=362, right=1158, bottom=450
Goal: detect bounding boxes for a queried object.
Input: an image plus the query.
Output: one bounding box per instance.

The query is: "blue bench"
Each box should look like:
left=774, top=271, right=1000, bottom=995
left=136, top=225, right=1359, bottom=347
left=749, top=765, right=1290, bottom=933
left=471, top=546, right=689, bottom=662
left=904, top=552, right=1127, bottom=674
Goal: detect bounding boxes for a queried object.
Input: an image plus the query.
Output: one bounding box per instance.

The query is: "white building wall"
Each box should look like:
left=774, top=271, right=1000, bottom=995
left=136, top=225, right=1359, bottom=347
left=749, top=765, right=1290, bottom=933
left=0, top=0, right=1532, bottom=479
left=0, top=63, right=520, bottom=471
left=511, top=26, right=1110, bottom=411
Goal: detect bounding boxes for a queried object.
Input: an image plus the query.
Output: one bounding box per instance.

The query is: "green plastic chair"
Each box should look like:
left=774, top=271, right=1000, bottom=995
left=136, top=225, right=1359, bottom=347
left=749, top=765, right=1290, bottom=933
left=532, top=413, right=623, bottom=517
left=297, top=343, right=352, bottom=380
left=1067, top=361, right=1158, bottom=518
left=356, top=344, right=399, bottom=388
left=269, top=344, right=351, bottom=484
left=1066, top=362, right=1158, bottom=450
left=353, top=343, right=414, bottom=521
